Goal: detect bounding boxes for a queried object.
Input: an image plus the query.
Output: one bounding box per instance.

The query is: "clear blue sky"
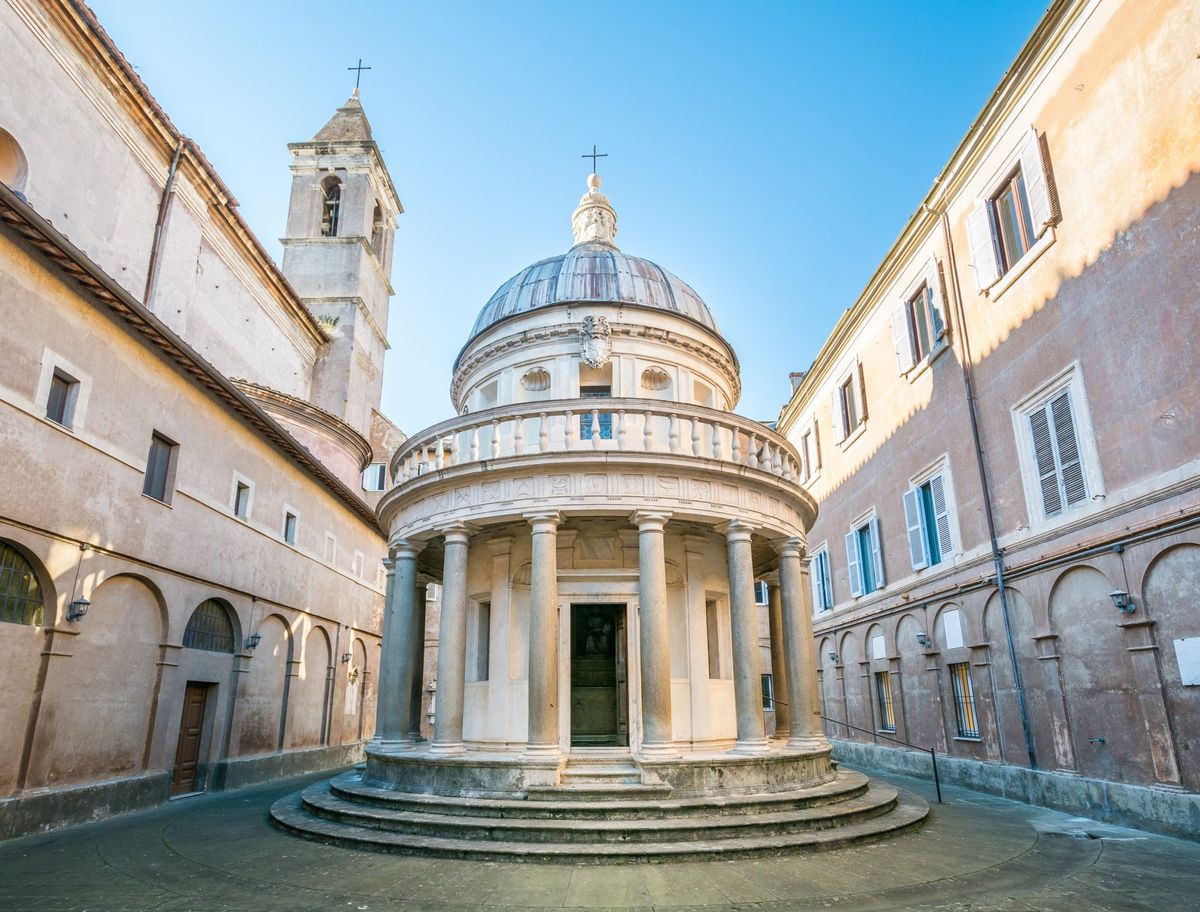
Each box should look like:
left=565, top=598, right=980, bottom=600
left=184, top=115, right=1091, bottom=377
left=91, top=0, right=1048, bottom=432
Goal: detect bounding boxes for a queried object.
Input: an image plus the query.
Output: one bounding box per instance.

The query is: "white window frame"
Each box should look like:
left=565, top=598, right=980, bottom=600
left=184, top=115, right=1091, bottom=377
left=965, top=126, right=1057, bottom=298
left=324, top=532, right=338, bottom=565
left=282, top=507, right=299, bottom=545
left=362, top=462, right=388, bottom=492
left=35, top=348, right=92, bottom=431
left=352, top=550, right=365, bottom=579
left=902, top=456, right=960, bottom=571
left=1011, top=362, right=1104, bottom=527
left=891, top=258, right=949, bottom=379
left=797, top=417, right=821, bottom=483
left=845, top=509, right=885, bottom=598
left=808, top=544, right=834, bottom=613
left=753, top=580, right=769, bottom=605
left=830, top=358, right=867, bottom=447
left=230, top=474, right=254, bottom=520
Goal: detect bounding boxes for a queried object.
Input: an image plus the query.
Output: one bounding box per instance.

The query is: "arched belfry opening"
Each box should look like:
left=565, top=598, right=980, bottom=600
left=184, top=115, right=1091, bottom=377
left=319, top=176, right=341, bottom=237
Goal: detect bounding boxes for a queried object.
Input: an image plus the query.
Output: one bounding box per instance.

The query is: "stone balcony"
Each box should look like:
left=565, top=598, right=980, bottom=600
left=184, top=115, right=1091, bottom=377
left=379, top=397, right=816, bottom=540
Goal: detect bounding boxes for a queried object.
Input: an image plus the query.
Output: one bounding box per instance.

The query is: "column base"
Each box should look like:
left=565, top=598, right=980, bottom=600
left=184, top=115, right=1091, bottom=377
left=787, top=735, right=832, bottom=753
left=369, top=736, right=416, bottom=752
left=732, top=737, right=772, bottom=755
left=521, top=743, right=561, bottom=760
left=638, top=742, right=682, bottom=761
left=428, top=740, right=466, bottom=756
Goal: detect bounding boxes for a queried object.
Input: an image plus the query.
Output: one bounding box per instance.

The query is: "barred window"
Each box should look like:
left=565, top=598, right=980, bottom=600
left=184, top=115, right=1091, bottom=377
left=0, top=542, right=44, bottom=626
left=875, top=671, right=896, bottom=733
left=949, top=662, right=980, bottom=739
left=183, top=599, right=235, bottom=653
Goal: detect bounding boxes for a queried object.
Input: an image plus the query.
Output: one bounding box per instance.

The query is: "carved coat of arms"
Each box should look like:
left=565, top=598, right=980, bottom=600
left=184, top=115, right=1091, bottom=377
left=579, top=315, right=612, bottom=368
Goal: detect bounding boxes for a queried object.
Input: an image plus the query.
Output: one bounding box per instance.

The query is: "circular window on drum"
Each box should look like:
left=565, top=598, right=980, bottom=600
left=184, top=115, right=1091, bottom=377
left=641, top=367, right=671, bottom=391
left=521, top=367, right=552, bottom=392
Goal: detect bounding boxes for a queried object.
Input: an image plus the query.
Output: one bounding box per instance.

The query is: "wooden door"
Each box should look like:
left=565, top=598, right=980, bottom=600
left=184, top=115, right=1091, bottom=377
left=615, top=609, right=628, bottom=746
left=171, top=682, right=208, bottom=795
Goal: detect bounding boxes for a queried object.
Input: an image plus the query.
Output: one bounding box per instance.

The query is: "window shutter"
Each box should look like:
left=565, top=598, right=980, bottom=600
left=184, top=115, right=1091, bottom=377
left=966, top=202, right=1000, bottom=291
left=830, top=388, right=845, bottom=442
left=902, top=488, right=928, bottom=571
left=845, top=531, right=863, bottom=598
left=820, top=551, right=833, bottom=608
left=891, top=303, right=916, bottom=374
left=868, top=516, right=885, bottom=588
left=926, top=258, right=948, bottom=340
left=1050, top=391, right=1087, bottom=508
left=855, top=360, right=868, bottom=422
left=812, top=421, right=821, bottom=470
left=1029, top=404, right=1063, bottom=516
left=1020, top=128, right=1053, bottom=235
left=810, top=558, right=824, bottom=611
left=929, top=472, right=954, bottom=556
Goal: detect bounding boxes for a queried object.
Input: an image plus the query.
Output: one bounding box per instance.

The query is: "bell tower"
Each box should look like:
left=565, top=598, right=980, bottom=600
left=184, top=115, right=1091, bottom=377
left=281, top=89, right=402, bottom=438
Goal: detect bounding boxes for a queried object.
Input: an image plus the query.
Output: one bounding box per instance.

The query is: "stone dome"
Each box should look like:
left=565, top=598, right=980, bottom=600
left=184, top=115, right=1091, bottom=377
left=468, top=241, right=719, bottom=342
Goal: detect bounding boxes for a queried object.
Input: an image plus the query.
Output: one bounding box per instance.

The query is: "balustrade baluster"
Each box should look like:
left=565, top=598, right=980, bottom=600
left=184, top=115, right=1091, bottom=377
left=669, top=414, right=680, bottom=453
left=643, top=411, right=654, bottom=450
left=617, top=411, right=627, bottom=450
left=538, top=413, right=549, bottom=453
left=449, top=432, right=459, bottom=466
left=591, top=408, right=601, bottom=448
left=690, top=417, right=701, bottom=456
left=747, top=433, right=759, bottom=468
left=711, top=422, right=722, bottom=460
left=470, top=426, right=480, bottom=462
left=491, top=418, right=501, bottom=458
left=732, top=427, right=741, bottom=463
left=773, top=446, right=784, bottom=476
left=514, top=416, right=525, bottom=454
left=565, top=411, right=576, bottom=450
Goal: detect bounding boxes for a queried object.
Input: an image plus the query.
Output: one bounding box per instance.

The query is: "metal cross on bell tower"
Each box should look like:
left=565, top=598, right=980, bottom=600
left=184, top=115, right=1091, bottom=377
left=348, top=58, right=372, bottom=90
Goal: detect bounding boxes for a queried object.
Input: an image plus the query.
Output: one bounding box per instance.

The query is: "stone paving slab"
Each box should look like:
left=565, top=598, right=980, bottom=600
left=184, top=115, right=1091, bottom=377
left=0, top=767, right=1196, bottom=911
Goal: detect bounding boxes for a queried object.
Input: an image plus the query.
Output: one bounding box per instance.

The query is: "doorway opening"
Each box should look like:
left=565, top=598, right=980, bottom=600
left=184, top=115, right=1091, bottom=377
left=569, top=604, right=628, bottom=747
left=171, top=681, right=211, bottom=796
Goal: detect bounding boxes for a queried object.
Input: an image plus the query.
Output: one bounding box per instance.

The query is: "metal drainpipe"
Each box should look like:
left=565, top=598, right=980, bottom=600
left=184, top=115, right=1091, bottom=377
left=937, top=206, right=1039, bottom=771
left=143, top=140, right=184, bottom=306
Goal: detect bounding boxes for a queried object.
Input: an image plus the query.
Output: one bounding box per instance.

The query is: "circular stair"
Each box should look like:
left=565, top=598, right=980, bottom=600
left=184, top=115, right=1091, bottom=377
left=270, top=767, right=929, bottom=863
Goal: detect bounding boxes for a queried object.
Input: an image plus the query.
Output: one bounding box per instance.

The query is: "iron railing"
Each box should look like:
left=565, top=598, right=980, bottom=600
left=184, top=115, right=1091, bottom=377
left=820, top=714, right=943, bottom=804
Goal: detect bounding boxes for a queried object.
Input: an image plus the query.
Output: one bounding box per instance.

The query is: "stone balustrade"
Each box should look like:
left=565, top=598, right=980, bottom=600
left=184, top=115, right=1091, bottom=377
left=389, top=398, right=801, bottom=487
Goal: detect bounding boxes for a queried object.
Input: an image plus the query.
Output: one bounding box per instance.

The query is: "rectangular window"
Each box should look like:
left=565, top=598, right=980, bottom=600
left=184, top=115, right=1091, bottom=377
left=809, top=547, right=833, bottom=611
left=143, top=433, right=177, bottom=503
left=467, top=601, right=491, bottom=682
left=991, top=169, right=1037, bottom=274
left=233, top=481, right=250, bottom=519
left=352, top=551, right=365, bottom=578
left=799, top=429, right=813, bottom=480
left=706, top=599, right=731, bottom=679
left=362, top=463, right=387, bottom=492
left=839, top=377, right=858, bottom=433
left=907, top=283, right=944, bottom=363
left=1026, top=390, right=1087, bottom=518
left=844, top=516, right=884, bottom=598
left=761, top=673, right=774, bottom=711
left=875, top=671, right=896, bottom=732
left=283, top=512, right=297, bottom=545
left=579, top=385, right=613, bottom=440
left=949, top=662, right=979, bottom=738
left=45, top=369, right=78, bottom=427
left=902, top=471, right=954, bottom=571
left=324, top=533, right=337, bottom=564
left=754, top=580, right=769, bottom=605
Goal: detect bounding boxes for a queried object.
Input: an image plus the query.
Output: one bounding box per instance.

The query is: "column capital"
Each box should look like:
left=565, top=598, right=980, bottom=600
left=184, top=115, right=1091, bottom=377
left=388, top=539, right=421, bottom=561
left=439, top=521, right=475, bottom=545
left=719, top=519, right=755, bottom=544
left=630, top=510, right=671, bottom=532
left=774, top=536, right=807, bottom=560
left=524, top=510, right=562, bottom=532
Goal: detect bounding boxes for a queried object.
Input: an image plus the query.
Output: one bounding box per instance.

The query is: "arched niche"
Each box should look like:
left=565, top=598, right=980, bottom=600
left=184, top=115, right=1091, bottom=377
left=0, top=129, right=29, bottom=194
left=285, top=625, right=332, bottom=750
left=232, top=614, right=292, bottom=756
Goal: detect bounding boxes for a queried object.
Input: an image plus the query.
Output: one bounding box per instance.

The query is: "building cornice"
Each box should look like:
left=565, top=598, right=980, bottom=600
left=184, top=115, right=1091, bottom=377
left=0, top=181, right=383, bottom=534
left=777, top=0, right=1087, bottom=432
left=233, top=380, right=375, bottom=472
left=40, top=0, right=328, bottom=349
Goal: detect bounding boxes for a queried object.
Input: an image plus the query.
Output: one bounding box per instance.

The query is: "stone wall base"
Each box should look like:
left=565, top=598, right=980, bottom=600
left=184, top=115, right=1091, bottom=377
left=0, top=742, right=365, bottom=842
left=831, top=739, right=1200, bottom=841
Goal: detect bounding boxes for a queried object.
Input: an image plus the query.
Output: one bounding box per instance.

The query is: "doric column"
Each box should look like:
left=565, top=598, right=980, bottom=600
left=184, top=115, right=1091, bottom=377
left=633, top=511, right=678, bottom=758
left=725, top=521, right=769, bottom=752
left=525, top=511, right=561, bottom=756
left=373, top=542, right=419, bottom=747
left=406, top=578, right=429, bottom=740
left=431, top=524, right=471, bottom=754
left=765, top=573, right=791, bottom=739
left=779, top=538, right=831, bottom=751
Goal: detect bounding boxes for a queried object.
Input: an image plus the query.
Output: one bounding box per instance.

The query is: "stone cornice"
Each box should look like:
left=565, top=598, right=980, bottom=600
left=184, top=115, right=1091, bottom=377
left=233, top=380, right=374, bottom=471
left=0, top=181, right=382, bottom=533
left=450, top=319, right=742, bottom=408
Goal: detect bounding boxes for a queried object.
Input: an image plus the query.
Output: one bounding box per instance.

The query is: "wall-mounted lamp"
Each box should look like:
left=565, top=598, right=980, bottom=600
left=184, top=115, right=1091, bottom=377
left=341, top=652, right=353, bottom=664
left=828, top=652, right=840, bottom=663
left=66, top=597, right=91, bottom=622
left=245, top=632, right=262, bottom=650
left=1109, top=589, right=1136, bottom=614
left=916, top=632, right=932, bottom=648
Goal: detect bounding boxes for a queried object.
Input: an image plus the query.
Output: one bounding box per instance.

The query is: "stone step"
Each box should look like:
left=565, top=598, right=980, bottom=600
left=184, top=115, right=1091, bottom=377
left=269, top=790, right=929, bottom=863
left=298, top=781, right=901, bottom=845
left=331, top=770, right=870, bottom=819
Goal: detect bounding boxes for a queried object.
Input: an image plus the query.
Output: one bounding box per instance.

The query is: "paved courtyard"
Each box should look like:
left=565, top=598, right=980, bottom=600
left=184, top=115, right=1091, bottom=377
left=0, top=768, right=1196, bottom=912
